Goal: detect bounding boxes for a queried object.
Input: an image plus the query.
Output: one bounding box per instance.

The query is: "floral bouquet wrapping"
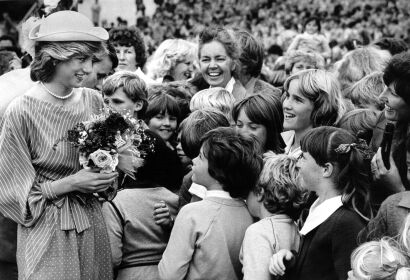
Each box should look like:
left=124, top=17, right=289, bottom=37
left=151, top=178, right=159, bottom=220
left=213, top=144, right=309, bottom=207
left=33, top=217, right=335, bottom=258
left=55, top=108, right=155, bottom=201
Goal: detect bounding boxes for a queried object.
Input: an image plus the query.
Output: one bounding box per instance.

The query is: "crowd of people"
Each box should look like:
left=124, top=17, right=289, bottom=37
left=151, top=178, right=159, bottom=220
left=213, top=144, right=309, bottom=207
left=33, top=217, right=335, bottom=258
left=1, top=1, right=410, bottom=280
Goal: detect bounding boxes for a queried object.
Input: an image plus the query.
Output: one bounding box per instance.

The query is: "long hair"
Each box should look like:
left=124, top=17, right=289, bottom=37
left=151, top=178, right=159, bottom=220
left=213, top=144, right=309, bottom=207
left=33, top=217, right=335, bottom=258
left=232, top=93, right=285, bottom=154
left=300, top=126, right=373, bottom=220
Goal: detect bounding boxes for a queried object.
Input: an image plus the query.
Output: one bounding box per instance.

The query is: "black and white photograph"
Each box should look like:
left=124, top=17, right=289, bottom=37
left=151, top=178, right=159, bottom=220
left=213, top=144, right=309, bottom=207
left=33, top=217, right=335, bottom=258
left=0, top=0, right=410, bottom=279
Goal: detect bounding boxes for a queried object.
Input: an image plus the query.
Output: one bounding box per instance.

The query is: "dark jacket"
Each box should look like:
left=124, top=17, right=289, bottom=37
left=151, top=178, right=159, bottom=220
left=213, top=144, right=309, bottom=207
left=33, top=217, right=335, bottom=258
left=288, top=207, right=365, bottom=280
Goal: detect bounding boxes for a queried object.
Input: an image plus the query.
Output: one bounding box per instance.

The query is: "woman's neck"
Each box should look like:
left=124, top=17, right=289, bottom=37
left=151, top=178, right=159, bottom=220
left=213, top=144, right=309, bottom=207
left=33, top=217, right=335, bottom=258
left=292, top=127, right=311, bottom=150
left=43, top=81, right=73, bottom=97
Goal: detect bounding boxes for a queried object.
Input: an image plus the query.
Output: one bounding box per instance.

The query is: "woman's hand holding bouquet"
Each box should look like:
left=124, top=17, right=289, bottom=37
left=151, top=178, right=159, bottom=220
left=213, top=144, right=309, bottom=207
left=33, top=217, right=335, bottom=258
left=55, top=108, right=155, bottom=201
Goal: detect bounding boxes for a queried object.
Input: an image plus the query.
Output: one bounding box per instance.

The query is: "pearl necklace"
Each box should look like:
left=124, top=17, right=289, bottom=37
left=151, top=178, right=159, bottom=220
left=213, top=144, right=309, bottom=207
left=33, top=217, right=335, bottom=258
left=40, top=82, right=74, bottom=100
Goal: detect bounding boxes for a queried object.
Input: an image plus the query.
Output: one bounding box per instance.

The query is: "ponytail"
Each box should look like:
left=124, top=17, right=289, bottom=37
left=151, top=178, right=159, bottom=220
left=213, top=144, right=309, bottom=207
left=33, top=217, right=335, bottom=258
left=301, top=126, right=374, bottom=220
left=335, top=140, right=374, bottom=221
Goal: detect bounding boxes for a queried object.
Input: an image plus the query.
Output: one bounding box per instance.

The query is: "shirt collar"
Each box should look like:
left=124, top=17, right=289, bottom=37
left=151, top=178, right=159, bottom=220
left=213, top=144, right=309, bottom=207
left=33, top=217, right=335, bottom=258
left=300, top=195, right=343, bottom=235
left=206, top=190, right=233, bottom=199
left=224, top=77, right=236, bottom=94
left=399, top=192, right=410, bottom=209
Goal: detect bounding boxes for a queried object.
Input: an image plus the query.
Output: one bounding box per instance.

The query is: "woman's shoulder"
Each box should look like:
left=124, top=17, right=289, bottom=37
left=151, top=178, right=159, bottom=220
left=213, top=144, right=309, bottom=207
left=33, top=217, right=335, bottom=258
left=3, top=94, right=39, bottom=122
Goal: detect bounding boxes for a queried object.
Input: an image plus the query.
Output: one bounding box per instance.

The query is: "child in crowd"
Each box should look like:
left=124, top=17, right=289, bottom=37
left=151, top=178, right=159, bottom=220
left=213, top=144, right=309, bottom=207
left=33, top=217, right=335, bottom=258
left=102, top=133, right=180, bottom=280
left=158, top=127, right=263, bottom=280
left=286, top=17, right=331, bottom=59
left=145, top=88, right=182, bottom=150
left=350, top=213, right=410, bottom=280
left=189, top=87, right=235, bottom=123
left=337, top=108, right=379, bottom=145
left=285, top=50, right=325, bottom=75
left=102, top=71, right=183, bottom=192
left=102, top=71, right=148, bottom=119
left=177, top=109, right=231, bottom=206
left=241, top=154, right=306, bottom=280
left=232, top=93, right=285, bottom=154
left=346, top=72, right=385, bottom=111
left=270, top=126, right=372, bottom=280
left=348, top=238, right=410, bottom=280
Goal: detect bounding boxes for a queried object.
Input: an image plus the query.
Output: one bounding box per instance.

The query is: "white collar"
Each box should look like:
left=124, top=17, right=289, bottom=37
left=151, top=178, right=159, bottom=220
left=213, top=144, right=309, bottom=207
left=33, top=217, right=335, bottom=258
left=282, top=130, right=302, bottom=158
left=188, top=183, right=207, bottom=199
left=206, top=190, right=232, bottom=199
left=135, top=68, right=156, bottom=85
left=224, top=77, right=236, bottom=94
left=300, top=195, right=343, bottom=235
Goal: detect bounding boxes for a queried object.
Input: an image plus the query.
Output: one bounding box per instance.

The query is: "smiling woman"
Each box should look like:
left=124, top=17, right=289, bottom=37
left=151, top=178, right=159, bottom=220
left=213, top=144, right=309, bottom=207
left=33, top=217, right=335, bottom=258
left=198, top=27, right=246, bottom=100
left=145, top=39, right=198, bottom=83
left=369, top=52, right=410, bottom=194
left=0, top=11, right=115, bottom=280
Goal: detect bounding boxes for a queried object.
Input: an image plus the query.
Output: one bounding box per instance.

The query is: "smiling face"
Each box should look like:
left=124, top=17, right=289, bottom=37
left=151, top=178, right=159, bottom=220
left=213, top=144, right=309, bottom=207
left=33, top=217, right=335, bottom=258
left=115, top=45, right=137, bottom=72
left=147, top=111, right=178, bottom=142
left=171, top=59, right=194, bottom=81
left=199, top=40, right=234, bottom=88
left=53, top=56, right=93, bottom=88
left=305, top=20, right=319, bottom=34
left=283, top=79, right=314, bottom=133
left=379, top=83, right=410, bottom=122
left=235, top=109, right=268, bottom=152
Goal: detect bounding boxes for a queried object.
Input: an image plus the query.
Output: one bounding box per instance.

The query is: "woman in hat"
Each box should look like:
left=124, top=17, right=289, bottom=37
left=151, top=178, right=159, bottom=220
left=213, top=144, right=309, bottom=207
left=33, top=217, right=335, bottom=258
left=0, top=11, right=115, bottom=280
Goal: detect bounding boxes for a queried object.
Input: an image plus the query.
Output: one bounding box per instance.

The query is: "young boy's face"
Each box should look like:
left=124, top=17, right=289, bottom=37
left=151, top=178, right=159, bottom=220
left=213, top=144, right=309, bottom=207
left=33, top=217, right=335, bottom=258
left=104, top=87, right=142, bottom=117
left=192, top=146, right=214, bottom=188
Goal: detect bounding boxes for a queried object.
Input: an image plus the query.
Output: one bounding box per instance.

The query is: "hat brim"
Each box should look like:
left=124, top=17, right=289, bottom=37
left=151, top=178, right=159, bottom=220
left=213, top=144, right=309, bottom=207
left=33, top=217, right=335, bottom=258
left=29, top=24, right=109, bottom=42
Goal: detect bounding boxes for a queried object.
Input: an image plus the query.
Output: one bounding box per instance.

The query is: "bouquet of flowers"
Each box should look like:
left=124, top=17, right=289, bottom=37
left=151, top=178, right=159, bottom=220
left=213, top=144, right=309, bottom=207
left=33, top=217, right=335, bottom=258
left=54, top=108, right=155, bottom=200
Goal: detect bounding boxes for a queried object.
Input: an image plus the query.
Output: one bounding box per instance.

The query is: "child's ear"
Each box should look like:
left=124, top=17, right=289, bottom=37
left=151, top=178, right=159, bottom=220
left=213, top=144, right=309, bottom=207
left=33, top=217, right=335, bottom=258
left=322, top=162, right=334, bottom=178
left=256, top=188, right=264, bottom=202
left=133, top=100, right=144, bottom=113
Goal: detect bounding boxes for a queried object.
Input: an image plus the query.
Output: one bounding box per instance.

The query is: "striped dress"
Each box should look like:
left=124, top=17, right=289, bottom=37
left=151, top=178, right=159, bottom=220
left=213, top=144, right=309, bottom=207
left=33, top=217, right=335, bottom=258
left=0, top=89, right=113, bottom=280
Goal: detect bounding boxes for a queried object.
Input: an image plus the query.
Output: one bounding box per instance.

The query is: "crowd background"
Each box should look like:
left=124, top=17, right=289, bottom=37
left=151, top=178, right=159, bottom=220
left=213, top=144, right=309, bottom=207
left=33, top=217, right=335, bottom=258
left=2, top=1, right=410, bottom=280
left=2, top=0, right=410, bottom=69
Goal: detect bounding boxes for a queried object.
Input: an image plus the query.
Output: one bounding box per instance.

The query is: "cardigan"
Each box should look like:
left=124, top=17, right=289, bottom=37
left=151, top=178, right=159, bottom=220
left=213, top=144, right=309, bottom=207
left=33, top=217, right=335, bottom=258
left=288, top=206, right=365, bottom=280
left=158, top=196, right=253, bottom=280
left=102, top=187, right=179, bottom=279
left=240, top=214, right=300, bottom=280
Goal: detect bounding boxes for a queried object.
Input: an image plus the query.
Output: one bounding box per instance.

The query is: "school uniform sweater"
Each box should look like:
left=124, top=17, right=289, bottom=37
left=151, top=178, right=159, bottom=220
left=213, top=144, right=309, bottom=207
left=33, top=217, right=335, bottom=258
left=288, top=206, right=365, bottom=280
left=158, top=195, right=253, bottom=280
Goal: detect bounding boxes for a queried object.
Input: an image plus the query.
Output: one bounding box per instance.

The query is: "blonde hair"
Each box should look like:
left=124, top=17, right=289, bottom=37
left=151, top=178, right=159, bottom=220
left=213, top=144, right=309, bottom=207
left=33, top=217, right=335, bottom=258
left=256, top=153, right=307, bottom=220
left=146, top=39, right=197, bottom=80
left=336, top=46, right=391, bottom=94
left=350, top=238, right=410, bottom=280
left=285, top=50, right=325, bottom=74
left=190, top=87, right=235, bottom=118
left=400, top=214, right=410, bottom=254
left=347, top=72, right=385, bottom=111
left=283, top=69, right=346, bottom=127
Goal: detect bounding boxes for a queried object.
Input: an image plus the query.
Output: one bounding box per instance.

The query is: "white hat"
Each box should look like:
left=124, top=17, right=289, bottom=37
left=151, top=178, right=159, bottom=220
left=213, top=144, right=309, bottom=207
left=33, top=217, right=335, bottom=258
left=29, top=11, right=109, bottom=42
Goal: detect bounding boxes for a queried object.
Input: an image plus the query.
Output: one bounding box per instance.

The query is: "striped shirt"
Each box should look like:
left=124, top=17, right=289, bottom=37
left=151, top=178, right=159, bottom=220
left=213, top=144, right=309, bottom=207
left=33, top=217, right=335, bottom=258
left=0, top=88, right=112, bottom=279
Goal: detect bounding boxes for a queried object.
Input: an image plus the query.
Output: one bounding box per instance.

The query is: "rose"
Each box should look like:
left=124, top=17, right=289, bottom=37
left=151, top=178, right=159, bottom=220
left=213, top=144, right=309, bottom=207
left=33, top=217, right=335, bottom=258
left=79, top=153, right=90, bottom=169
left=89, top=149, right=119, bottom=173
